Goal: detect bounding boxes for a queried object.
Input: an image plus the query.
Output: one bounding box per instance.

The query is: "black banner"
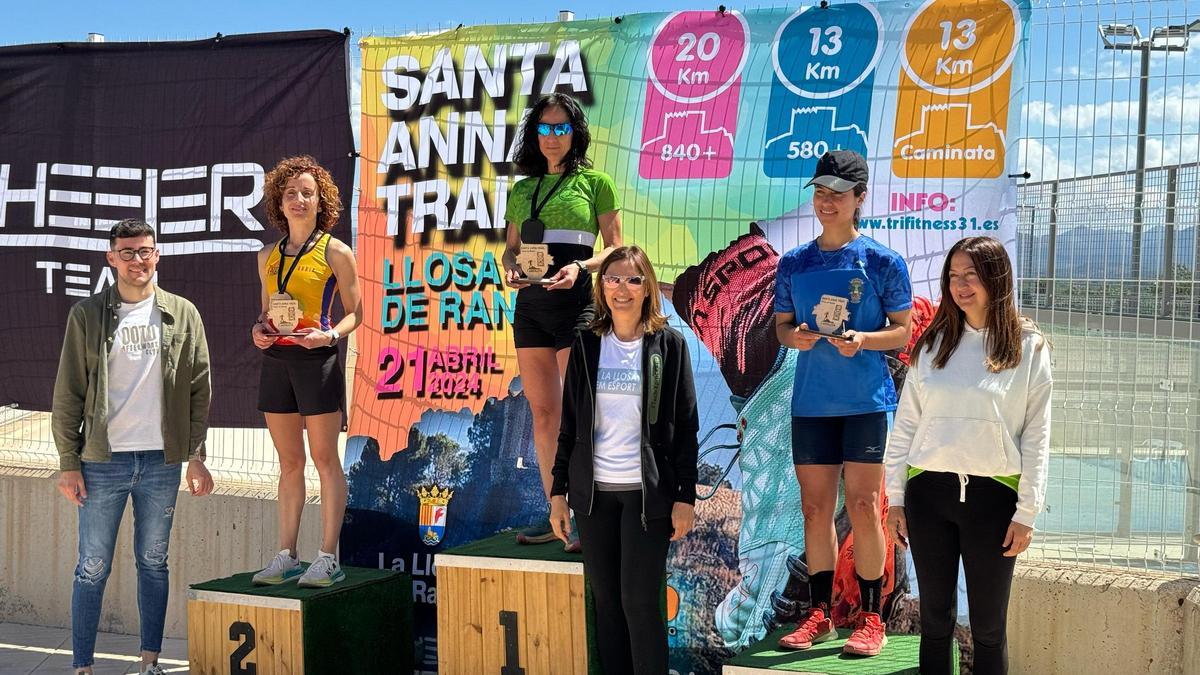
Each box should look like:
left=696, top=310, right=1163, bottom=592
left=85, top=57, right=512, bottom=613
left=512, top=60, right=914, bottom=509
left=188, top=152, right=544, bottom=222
left=0, top=30, right=354, bottom=426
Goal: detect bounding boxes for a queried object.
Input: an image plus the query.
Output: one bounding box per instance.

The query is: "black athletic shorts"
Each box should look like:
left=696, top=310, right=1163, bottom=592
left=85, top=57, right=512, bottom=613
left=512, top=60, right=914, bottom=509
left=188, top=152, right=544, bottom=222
left=513, top=299, right=595, bottom=350
left=791, top=411, right=890, bottom=465
left=257, top=346, right=344, bottom=416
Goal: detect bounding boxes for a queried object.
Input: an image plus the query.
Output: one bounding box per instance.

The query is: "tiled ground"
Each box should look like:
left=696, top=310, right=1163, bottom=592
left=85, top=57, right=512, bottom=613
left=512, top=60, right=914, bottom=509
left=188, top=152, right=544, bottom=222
left=0, top=623, right=187, bottom=674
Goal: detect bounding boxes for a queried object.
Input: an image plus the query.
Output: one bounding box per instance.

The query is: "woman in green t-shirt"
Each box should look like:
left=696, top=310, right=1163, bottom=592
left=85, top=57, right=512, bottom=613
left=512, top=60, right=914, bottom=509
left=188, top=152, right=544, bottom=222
left=503, top=93, right=623, bottom=547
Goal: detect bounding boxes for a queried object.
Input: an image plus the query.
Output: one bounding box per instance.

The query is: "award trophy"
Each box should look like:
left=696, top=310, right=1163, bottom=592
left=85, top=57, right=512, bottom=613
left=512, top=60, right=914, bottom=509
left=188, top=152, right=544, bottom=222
left=517, top=217, right=554, bottom=283
left=266, top=292, right=301, bottom=335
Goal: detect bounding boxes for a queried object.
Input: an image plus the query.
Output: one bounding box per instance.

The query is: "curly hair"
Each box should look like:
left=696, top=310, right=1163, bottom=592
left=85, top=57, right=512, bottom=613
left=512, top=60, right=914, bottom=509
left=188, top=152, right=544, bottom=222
left=263, top=155, right=341, bottom=234
left=511, top=93, right=593, bottom=176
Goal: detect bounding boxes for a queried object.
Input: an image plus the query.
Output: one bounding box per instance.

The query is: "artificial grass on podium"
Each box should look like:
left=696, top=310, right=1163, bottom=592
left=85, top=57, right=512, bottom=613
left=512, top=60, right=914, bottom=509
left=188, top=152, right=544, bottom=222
left=191, top=565, right=412, bottom=674
left=191, top=563, right=402, bottom=598
left=439, top=529, right=585, bottom=563
left=726, top=626, right=951, bottom=675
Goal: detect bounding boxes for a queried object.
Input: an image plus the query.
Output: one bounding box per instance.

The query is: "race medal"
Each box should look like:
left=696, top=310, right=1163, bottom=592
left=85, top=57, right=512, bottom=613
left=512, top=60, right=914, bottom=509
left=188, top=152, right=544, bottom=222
left=270, top=228, right=320, bottom=335
left=516, top=173, right=566, bottom=281
left=516, top=245, right=553, bottom=281
left=520, top=217, right=545, bottom=244
left=268, top=292, right=300, bottom=333
left=812, top=294, right=850, bottom=334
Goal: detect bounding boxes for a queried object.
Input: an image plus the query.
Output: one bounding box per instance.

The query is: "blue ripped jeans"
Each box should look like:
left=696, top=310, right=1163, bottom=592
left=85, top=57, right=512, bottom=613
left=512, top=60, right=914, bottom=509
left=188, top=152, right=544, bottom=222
left=72, top=451, right=181, bottom=668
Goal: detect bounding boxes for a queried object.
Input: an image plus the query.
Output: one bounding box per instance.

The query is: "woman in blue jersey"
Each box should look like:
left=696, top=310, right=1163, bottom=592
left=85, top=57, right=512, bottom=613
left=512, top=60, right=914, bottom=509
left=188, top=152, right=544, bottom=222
left=774, top=150, right=912, bottom=656
left=502, top=93, right=623, bottom=547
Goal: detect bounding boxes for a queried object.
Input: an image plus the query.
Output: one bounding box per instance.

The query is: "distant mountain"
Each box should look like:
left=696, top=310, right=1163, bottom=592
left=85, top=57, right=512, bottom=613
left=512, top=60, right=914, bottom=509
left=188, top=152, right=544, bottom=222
left=1016, top=225, right=1197, bottom=279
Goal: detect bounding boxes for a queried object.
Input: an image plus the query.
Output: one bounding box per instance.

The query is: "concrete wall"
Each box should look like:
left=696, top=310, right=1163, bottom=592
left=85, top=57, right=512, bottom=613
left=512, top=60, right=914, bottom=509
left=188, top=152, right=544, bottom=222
left=1185, top=586, right=1200, bottom=675
left=1008, top=561, right=1198, bottom=674
left=6, top=470, right=1200, bottom=673
left=0, top=471, right=323, bottom=639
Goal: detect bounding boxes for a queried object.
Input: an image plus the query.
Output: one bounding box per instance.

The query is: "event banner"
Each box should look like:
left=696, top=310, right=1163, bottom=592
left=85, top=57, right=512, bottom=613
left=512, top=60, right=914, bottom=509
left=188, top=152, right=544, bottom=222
left=0, top=30, right=354, bottom=426
left=345, top=1, right=1027, bottom=672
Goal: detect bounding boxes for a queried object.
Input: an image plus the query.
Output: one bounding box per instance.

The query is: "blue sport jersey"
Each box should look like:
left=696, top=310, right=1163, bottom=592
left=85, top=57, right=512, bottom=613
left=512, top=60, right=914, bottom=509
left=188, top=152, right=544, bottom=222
left=774, top=235, right=913, bottom=417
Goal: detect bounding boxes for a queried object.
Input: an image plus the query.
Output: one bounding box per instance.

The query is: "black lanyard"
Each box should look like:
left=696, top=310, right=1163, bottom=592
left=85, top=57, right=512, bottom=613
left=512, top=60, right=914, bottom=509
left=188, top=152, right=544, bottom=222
left=530, top=172, right=569, bottom=221
left=276, top=227, right=321, bottom=295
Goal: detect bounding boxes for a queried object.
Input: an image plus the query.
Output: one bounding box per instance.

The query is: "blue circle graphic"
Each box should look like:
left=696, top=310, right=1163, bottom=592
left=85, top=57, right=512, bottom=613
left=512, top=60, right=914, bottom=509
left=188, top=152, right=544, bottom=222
left=774, top=4, right=882, bottom=99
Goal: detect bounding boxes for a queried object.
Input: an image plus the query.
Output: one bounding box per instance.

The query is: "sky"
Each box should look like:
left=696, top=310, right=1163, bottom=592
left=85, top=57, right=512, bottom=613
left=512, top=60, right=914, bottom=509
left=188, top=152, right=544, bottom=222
left=5, top=0, right=1200, bottom=183
left=0, top=0, right=699, bottom=44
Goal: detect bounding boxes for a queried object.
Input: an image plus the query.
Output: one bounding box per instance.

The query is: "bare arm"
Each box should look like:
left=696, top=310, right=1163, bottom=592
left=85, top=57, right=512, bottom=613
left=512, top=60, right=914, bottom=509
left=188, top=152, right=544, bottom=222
left=577, top=209, right=623, bottom=272
left=856, top=308, right=912, bottom=352
left=502, top=221, right=530, bottom=288
left=325, top=238, right=364, bottom=338
left=251, top=245, right=279, bottom=349
left=255, top=244, right=274, bottom=315
left=774, top=311, right=820, bottom=351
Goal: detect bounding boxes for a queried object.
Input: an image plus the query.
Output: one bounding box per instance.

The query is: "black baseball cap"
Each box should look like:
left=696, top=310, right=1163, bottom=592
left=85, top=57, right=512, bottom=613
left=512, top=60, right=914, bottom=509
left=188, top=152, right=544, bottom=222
left=805, top=150, right=869, bottom=192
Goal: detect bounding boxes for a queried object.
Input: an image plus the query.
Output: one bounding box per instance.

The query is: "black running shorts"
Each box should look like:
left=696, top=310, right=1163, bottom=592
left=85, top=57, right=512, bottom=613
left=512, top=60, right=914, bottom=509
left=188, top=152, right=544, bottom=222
left=513, top=299, right=595, bottom=350
left=257, top=346, right=344, bottom=416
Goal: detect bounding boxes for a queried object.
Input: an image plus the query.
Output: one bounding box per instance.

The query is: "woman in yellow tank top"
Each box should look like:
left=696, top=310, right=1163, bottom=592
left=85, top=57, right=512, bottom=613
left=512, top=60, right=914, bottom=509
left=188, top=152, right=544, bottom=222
left=250, top=156, right=363, bottom=588
left=262, top=231, right=338, bottom=347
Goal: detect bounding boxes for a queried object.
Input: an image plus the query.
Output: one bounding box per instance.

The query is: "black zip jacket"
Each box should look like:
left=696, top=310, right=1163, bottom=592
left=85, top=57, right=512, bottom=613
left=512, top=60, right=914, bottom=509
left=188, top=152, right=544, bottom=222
left=551, top=326, right=700, bottom=522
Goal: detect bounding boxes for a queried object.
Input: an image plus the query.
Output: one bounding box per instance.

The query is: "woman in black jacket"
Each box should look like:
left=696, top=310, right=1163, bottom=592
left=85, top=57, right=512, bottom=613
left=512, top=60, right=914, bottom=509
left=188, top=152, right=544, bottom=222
left=549, top=245, right=700, bottom=675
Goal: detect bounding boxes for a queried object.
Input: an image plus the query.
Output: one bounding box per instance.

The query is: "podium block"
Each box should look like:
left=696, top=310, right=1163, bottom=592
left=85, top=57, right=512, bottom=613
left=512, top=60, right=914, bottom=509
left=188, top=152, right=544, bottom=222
left=724, top=627, right=947, bottom=675
left=436, top=532, right=596, bottom=675
left=187, top=565, right=412, bottom=674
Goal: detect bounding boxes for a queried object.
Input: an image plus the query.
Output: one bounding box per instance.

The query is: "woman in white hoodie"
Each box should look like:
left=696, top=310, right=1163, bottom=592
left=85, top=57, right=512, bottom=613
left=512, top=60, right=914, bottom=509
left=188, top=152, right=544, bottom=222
left=884, top=236, right=1052, bottom=675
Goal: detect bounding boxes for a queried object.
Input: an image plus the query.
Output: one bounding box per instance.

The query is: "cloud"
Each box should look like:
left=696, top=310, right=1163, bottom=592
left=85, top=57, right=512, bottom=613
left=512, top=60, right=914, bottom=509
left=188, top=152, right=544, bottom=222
left=1018, top=137, right=1072, bottom=182
left=1020, top=77, right=1200, bottom=179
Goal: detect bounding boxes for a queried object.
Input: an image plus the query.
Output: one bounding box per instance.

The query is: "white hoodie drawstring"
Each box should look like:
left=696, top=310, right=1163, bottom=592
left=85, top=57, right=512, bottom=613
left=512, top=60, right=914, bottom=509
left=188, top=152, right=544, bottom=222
left=958, top=474, right=969, bottom=503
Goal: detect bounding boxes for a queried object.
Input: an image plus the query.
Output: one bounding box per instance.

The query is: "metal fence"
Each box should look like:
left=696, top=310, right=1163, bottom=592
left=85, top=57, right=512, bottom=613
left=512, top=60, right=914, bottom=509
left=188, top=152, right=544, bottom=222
left=1015, top=0, right=1200, bottom=574
left=2, top=0, right=1200, bottom=574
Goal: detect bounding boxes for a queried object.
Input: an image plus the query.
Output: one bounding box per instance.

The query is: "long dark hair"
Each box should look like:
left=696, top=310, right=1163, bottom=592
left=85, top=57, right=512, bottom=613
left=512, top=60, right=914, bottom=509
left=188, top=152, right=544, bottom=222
left=913, top=236, right=1036, bottom=372
left=591, top=246, right=668, bottom=336
left=512, top=93, right=593, bottom=176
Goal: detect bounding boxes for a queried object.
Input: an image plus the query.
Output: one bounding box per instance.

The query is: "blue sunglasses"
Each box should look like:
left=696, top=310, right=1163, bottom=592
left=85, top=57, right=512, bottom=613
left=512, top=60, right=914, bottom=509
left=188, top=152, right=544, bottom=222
left=537, top=122, right=574, bottom=137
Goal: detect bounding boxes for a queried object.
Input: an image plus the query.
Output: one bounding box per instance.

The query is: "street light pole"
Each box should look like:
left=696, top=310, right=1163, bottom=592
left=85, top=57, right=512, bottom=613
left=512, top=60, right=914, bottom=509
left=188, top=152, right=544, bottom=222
left=1098, top=21, right=1196, bottom=286
left=1098, top=20, right=1200, bottom=565
left=1132, top=42, right=1149, bottom=288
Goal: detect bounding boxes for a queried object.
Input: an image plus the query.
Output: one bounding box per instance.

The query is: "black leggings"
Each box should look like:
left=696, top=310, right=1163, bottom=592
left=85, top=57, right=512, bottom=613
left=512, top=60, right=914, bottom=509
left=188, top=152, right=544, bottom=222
left=904, top=471, right=1018, bottom=675
left=575, top=489, right=672, bottom=675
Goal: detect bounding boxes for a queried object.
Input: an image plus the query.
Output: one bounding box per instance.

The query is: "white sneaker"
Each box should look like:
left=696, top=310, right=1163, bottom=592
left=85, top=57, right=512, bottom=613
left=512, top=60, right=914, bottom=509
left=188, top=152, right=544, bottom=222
left=298, top=555, right=346, bottom=588
left=252, top=549, right=302, bottom=585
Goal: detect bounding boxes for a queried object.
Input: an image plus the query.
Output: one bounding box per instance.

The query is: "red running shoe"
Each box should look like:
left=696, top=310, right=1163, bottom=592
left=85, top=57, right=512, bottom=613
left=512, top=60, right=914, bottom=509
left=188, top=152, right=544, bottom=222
left=842, top=612, right=888, bottom=656
left=777, top=607, right=837, bottom=650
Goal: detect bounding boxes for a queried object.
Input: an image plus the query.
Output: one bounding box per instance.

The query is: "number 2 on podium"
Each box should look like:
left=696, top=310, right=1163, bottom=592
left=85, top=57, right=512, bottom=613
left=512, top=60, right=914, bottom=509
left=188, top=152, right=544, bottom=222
left=229, top=621, right=257, bottom=675
left=499, top=610, right=524, bottom=674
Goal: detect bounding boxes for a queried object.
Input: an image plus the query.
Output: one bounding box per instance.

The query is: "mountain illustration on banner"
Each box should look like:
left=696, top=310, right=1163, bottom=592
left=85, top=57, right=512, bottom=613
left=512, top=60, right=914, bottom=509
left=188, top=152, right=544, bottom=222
left=763, top=105, right=871, bottom=179
left=893, top=102, right=1008, bottom=179
left=640, top=109, right=736, bottom=180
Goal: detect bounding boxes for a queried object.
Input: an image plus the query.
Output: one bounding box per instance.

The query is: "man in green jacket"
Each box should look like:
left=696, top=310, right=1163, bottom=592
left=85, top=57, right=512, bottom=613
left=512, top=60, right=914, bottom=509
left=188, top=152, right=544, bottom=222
left=52, top=218, right=215, bottom=675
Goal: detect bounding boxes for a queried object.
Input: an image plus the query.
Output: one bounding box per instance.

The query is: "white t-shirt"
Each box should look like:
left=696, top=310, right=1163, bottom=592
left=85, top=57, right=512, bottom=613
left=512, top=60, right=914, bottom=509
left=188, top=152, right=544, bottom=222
left=107, top=294, right=165, bottom=452
left=592, top=332, right=643, bottom=485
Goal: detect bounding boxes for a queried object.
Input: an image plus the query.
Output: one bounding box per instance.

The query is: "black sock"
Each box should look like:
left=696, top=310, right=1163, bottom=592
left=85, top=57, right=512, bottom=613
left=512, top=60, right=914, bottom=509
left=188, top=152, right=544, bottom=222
left=857, top=573, right=883, bottom=616
left=809, top=570, right=834, bottom=612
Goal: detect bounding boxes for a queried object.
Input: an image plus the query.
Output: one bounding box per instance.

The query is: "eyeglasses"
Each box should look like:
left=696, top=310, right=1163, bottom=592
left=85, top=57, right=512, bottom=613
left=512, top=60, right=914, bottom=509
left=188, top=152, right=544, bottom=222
left=601, top=274, right=645, bottom=288
left=537, top=122, right=573, bottom=137
left=114, top=247, right=157, bottom=261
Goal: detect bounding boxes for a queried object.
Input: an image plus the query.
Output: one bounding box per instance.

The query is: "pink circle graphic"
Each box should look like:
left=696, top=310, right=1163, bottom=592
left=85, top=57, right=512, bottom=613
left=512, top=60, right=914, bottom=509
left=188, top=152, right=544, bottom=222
left=647, top=10, right=750, bottom=104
